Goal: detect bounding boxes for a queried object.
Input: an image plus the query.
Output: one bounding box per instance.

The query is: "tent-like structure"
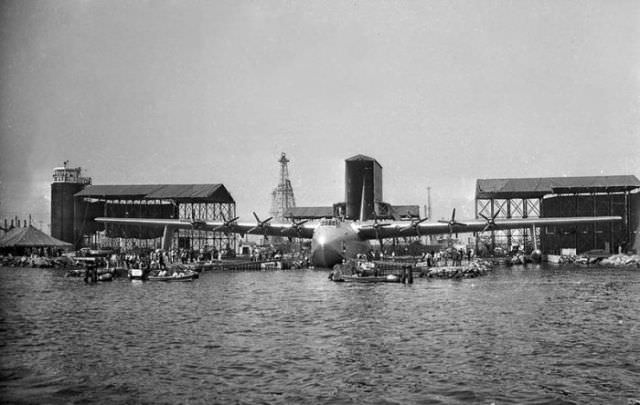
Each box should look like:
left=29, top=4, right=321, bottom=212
left=0, top=226, right=73, bottom=250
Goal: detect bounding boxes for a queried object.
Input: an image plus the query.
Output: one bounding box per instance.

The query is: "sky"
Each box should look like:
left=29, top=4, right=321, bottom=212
left=1, top=0, right=639, bottom=231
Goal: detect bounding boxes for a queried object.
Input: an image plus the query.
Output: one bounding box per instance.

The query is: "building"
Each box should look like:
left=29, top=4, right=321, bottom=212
left=475, top=175, right=640, bottom=254
left=50, top=161, right=238, bottom=252
left=74, top=184, right=236, bottom=252
left=50, top=162, right=92, bottom=245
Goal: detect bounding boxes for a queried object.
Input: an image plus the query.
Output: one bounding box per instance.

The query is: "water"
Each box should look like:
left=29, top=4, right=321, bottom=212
left=1, top=265, right=639, bottom=404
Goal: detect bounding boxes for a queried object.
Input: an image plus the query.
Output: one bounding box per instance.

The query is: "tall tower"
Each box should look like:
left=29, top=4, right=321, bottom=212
left=51, top=161, right=91, bottom=244
left=270, top=153, right=296, bottom=222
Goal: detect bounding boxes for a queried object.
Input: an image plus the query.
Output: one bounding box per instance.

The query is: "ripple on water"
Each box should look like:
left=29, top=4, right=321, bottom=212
left=1, top=266, right=640, bottom=404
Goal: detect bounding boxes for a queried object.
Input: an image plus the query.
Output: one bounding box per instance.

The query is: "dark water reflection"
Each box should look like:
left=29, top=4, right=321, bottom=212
left=1, top=265, right=639, bottom=404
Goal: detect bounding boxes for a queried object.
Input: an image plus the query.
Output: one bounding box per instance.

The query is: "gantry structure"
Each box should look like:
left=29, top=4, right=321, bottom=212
left=270, top=153, right=296, bottom=222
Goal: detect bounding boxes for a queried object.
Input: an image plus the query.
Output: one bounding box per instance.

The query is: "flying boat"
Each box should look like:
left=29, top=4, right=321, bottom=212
left=95, top=209, right=621, bottom=268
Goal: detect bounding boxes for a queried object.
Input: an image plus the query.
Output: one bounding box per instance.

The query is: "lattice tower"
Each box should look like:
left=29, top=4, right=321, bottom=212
left=270, top=152, right=296, bottom=222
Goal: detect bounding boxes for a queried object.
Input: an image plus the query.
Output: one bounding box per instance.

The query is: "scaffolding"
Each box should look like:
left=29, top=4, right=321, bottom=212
left=270, top=153, right=296, bottom=222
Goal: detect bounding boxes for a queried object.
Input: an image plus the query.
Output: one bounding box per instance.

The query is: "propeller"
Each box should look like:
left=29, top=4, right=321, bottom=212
left=479, top=212, right=500, bottom=232
left=369, top=212, right=391, bottom=249
left=248, top=212, right=273, bottom=240
left=438, top=208, right=467, bottom=238
left=212, top=214, right=239, bottom=233
left=281, top=219, right=309, bottom=240
left=188, top=207, right=208, bottom=229
left=400, top=214, right=429, bottom=236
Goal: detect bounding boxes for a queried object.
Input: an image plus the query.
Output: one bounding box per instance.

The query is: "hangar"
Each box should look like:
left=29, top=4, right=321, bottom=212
left=72, top=183, right=237, bottom=252
left=475, top=175, right=640, bottom=254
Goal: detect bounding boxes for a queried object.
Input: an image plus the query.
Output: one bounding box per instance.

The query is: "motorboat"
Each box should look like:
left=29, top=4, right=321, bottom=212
left=147, top=269, right=198, bottom=282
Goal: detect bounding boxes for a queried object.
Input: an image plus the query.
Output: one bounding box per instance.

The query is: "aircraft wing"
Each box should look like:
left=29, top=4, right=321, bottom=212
left=94, top=217, right=318, bottom=239
left=355, top=216, right=622, bottom=240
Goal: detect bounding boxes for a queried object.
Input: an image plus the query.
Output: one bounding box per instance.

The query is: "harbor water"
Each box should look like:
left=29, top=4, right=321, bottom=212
left=1, top=265, right=639, bottom=404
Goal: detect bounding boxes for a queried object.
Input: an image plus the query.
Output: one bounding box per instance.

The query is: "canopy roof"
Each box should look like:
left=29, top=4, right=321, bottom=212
left=0, top=226, right=73, bottom=248
left=75, top=184, right=235, bottom=203
left=476, top=175, right=640, bottom=199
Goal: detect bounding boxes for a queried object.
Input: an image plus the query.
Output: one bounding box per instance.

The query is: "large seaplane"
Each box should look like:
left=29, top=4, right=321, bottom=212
left=95, top=209, right=621, bottom=268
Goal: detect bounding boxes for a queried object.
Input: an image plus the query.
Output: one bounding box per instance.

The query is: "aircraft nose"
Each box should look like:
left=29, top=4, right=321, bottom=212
left=312, top=243, right=342, bottom=269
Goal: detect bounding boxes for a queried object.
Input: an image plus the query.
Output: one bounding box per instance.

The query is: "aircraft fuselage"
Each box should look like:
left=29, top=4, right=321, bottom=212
left=309, top=219, right=370, bottom=268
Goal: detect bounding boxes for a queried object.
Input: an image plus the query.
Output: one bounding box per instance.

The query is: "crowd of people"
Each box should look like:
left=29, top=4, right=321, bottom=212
left=105, top=247, right=235, bottom=270
left=418, top=248, right=474, bottom=267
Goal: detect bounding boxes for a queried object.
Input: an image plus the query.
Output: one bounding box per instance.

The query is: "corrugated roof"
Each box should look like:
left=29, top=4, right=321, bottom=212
left=285, top=206, right=334, bottom=219
left=476, top=175, right=640, bottom=199
left=75, top=184, right=235, bottom=203
left=145, top=184, right=227, bottom=200
left=75, top=185, right=163, bottom=198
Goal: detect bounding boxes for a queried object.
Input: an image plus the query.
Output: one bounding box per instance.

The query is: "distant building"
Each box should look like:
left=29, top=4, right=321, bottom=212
left=50, top=162, right=238, bottom=251
left=475, top=175, right=640, bottom=254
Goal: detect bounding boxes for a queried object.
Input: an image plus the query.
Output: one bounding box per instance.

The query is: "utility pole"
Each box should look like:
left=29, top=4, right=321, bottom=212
left=425, top=187, right=432, bottom=245
left=427, top=187, right=432, bottom=219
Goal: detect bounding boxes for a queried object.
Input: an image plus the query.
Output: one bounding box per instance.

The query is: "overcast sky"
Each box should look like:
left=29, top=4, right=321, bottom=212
left=1, top=0, right=639, bottom=229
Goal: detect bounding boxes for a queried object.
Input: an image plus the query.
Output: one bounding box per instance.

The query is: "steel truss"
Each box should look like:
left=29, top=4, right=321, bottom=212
left=95, top=198, right=236, bottom=253
left=177, top=202, right=236, bottom=253
left=475, top=197, right=541, bottom=254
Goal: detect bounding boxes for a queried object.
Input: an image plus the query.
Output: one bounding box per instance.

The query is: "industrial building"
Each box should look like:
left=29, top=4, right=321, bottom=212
left=475, top=176, right=640, bottom=255
left=51, top=164, right=237, bottom=252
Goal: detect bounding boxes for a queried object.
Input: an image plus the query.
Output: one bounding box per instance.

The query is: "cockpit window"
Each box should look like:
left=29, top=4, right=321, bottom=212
left=319, top=218, right=337, bottom=226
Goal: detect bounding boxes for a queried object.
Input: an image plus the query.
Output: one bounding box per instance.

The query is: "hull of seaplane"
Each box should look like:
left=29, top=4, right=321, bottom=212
left=310, top=221, right=370, bottom=268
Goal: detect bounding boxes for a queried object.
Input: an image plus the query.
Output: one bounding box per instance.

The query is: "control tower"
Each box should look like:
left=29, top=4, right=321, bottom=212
left=51, top=161, right=91, bottom=244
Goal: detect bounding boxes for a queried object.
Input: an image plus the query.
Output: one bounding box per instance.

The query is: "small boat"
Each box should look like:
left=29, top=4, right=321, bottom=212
left=341, top=274, right=401, bottom=283
left=147, top=269, right=198, bottom=282
left=128, top=268, right=146, bottom=281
